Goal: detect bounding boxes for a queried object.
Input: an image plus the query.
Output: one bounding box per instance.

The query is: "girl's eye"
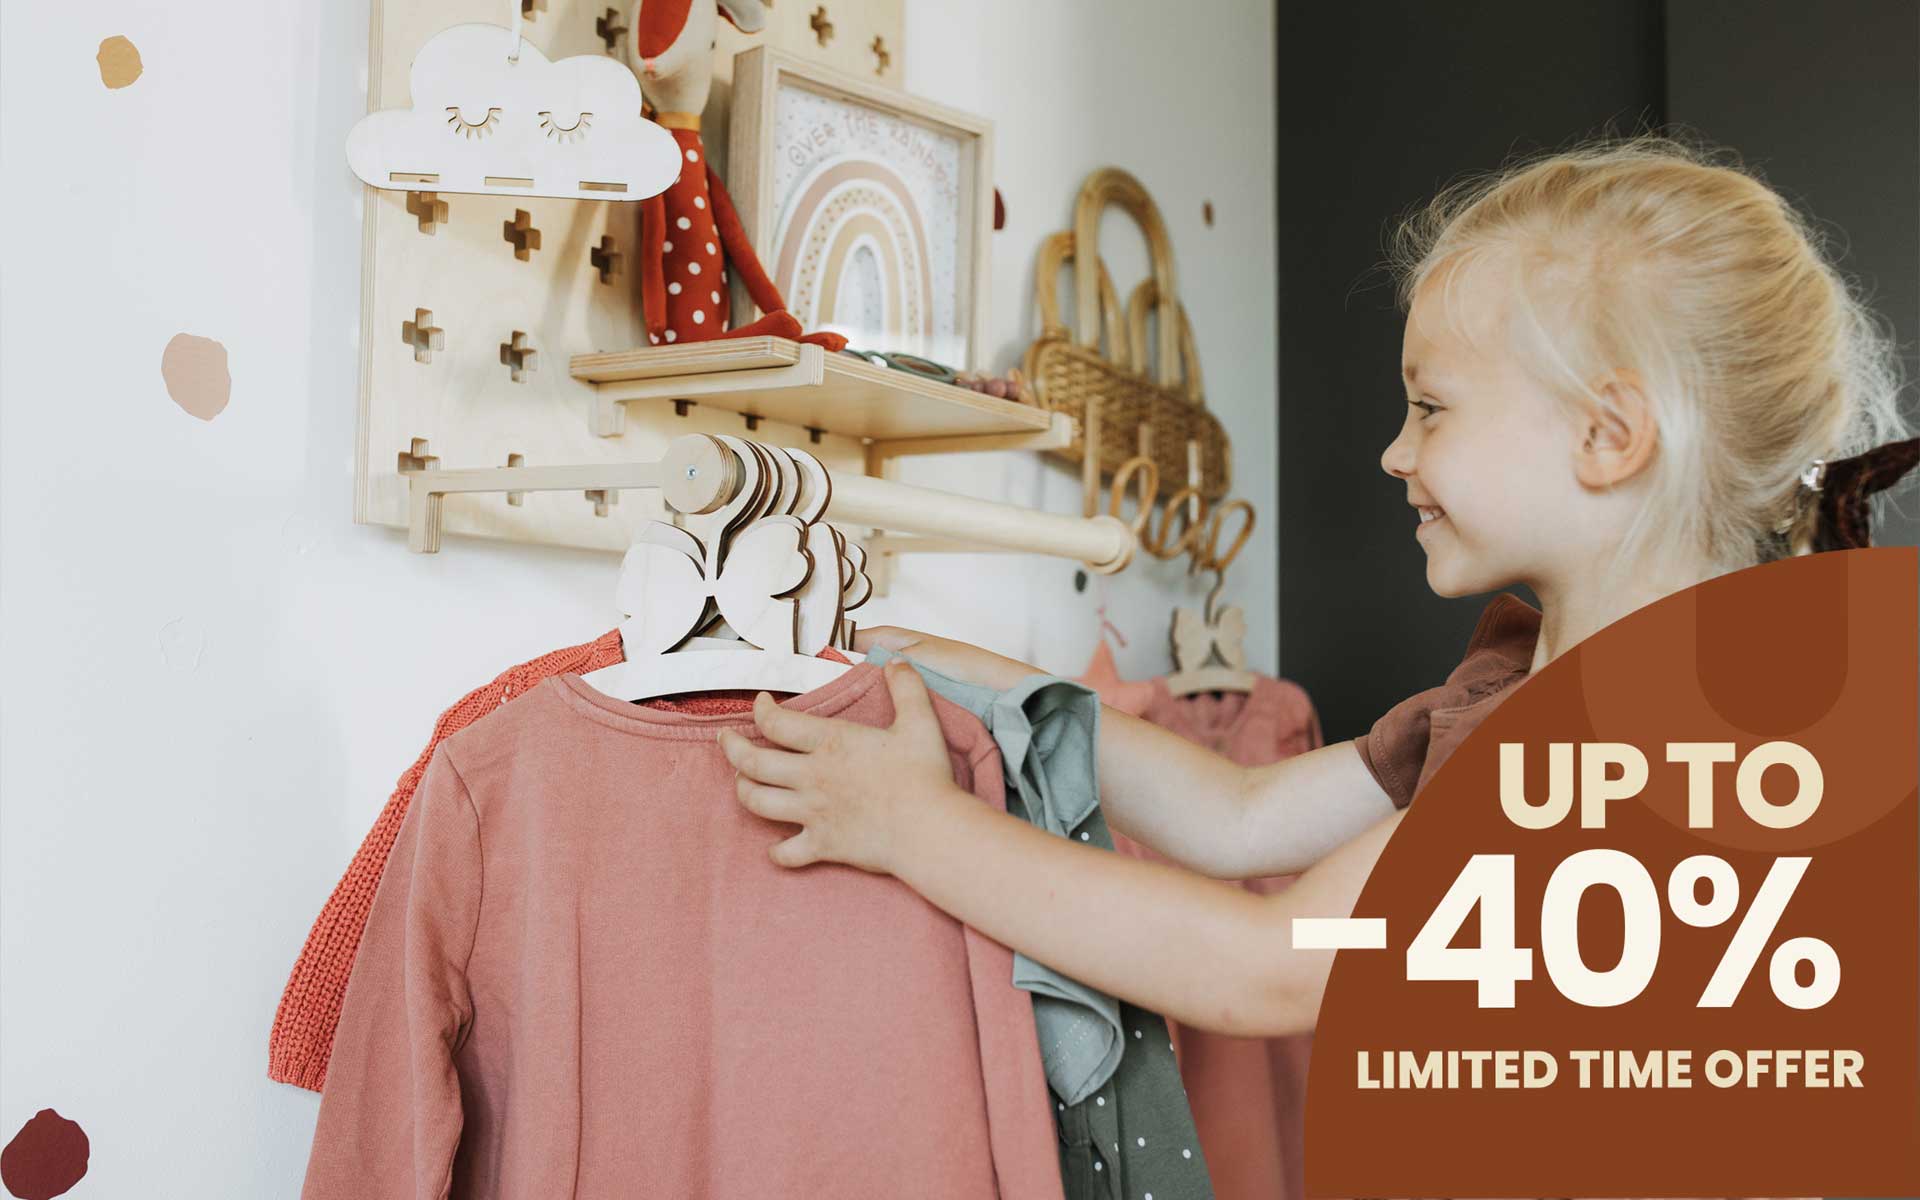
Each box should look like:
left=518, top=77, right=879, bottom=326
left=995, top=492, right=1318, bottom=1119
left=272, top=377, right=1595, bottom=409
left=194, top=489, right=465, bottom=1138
left=1412, top=398, right=1442, bottom=419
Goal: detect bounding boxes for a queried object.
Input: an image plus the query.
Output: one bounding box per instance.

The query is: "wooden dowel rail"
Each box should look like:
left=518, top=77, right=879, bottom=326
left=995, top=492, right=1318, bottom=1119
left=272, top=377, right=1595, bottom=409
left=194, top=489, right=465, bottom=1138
left=400, top=436, right=1135, bottom=571
left=828, top=472, right=1133, bottom=573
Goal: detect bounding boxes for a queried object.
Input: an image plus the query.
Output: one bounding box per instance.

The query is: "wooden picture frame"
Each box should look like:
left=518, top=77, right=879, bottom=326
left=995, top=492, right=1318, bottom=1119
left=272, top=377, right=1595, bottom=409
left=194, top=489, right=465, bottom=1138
left=729, top=46, right=994, bottom=371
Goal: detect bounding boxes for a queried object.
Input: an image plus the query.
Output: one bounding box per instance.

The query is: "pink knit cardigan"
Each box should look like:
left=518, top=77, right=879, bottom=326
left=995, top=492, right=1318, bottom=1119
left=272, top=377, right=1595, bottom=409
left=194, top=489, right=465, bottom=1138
left=269, top=632, right=627, bottom=1089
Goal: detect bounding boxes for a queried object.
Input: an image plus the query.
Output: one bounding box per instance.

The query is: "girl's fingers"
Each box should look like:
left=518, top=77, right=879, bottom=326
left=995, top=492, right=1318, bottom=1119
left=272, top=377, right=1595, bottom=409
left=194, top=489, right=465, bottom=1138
left=734, top=775, right=812, bottom=826
left=852, top=625, right=925, bottom=654
left=769, top=830, right=820, bottom=869
left=717, top=729, right=812, bottom=788
left=750, top=691, right=833, bottom=751
left=882, top=660, right=939, bottom=734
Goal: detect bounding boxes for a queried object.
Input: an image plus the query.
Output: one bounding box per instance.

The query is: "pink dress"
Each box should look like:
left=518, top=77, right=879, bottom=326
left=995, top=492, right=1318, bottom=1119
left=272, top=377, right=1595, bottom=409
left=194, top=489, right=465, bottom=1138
left=1119, top=674, right=1323, bottom=1200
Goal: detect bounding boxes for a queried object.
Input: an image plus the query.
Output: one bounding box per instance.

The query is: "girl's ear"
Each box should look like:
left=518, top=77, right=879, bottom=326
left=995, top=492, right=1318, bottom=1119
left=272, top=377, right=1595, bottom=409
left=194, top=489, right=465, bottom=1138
left=717, top=0, right=770, bottom=33
left=1574, top=374, right=1659, bottom=489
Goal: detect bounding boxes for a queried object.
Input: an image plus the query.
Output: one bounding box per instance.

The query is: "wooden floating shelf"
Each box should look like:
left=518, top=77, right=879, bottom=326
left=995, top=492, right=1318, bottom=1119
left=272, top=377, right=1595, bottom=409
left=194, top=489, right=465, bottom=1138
left=570, top=336, right=1069, bottom=454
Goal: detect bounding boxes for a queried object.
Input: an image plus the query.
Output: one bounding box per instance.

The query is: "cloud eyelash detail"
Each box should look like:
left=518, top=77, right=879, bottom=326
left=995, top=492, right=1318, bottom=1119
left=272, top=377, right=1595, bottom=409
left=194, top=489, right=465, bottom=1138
left=538, top=111, right=591, bottom=143
left=446, top=106, right=503, bottom=139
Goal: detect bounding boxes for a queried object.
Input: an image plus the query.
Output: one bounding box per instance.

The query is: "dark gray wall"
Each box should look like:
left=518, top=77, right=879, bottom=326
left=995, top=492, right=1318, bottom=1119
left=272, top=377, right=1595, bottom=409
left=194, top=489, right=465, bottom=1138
left=1276, top=0, right=1920, bottom=745
left=1666, top=0, right=1920, bottom=550
left=1275, top=1, right=1664, bottom=744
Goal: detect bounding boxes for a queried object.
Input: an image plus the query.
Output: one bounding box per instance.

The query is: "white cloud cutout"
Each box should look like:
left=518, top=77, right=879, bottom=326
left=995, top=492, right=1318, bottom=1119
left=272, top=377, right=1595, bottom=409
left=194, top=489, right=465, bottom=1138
left=346, top=23, right=681, bottom=202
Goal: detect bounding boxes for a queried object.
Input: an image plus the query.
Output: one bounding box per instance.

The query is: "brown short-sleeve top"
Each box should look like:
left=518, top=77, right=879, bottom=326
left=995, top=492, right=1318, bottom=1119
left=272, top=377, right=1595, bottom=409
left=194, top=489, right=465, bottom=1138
left=1355, top=592, right=1541, bottom=809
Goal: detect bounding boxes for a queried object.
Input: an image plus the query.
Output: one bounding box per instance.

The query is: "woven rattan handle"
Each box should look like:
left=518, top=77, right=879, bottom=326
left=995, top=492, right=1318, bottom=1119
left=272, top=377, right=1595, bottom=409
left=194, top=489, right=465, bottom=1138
left=1033, top=231, right=1128, bottom=364
left=1072, top=168, right=1178, bottom=374
left=1126, top=280, right=1205, bottom=403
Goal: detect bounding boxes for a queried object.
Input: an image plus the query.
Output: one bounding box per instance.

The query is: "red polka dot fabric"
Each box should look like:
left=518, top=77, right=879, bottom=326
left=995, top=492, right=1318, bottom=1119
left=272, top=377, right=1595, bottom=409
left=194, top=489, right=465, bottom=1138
left=653, top=128, right=729, bottom=346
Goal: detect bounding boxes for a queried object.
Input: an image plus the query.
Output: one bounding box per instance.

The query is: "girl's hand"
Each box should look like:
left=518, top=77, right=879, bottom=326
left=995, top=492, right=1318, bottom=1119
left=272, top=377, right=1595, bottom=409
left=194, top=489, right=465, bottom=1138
left=853, top=626, right=1040, bottom=692
left=719, top=660, right=968, bottom=874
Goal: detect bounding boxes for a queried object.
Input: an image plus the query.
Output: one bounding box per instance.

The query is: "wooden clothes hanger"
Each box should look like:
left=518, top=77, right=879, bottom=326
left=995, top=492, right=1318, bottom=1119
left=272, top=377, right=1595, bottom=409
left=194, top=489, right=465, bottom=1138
left=1164, top=495, right=1258, bottom=697
left=577, top=436, right=874, bottom=702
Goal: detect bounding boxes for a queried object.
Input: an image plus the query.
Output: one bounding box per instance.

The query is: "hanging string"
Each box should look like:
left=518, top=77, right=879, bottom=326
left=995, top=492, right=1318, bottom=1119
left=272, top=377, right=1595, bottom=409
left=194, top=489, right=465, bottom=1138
left=507, top=0, right=524, bottom=64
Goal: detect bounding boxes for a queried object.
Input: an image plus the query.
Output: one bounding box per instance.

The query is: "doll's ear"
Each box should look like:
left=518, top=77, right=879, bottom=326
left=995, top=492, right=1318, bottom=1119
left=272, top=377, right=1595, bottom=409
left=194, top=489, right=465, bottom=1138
left=717, top=0, right=770, bottom=33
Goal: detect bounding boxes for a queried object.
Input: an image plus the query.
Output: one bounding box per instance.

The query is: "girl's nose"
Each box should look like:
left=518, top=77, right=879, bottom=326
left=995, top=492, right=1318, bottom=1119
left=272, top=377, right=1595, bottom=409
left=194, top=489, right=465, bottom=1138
left=642, top=57, right=660, bottom=77
left=1381, top=424, right=1416, bottom=479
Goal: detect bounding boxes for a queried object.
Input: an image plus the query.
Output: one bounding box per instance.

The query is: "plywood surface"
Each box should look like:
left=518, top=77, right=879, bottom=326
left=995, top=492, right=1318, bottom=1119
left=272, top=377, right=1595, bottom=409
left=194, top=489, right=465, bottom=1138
left=356, top=0, right=903, bottom=554
left=571, top=337, right=1054, bottom=441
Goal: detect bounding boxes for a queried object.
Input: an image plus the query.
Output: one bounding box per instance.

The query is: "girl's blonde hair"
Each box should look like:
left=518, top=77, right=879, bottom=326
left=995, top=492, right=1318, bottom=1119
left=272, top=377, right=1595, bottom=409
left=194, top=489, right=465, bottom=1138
left=1391, top=134, right=1911, bottom=572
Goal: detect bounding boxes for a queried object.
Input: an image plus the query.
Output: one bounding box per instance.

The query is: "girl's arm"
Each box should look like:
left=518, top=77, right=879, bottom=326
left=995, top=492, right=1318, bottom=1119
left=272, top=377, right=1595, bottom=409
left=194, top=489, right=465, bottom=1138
left=851, top=626, right=1395, bottom=878
left=719, top=659, right=1404, bottom=1037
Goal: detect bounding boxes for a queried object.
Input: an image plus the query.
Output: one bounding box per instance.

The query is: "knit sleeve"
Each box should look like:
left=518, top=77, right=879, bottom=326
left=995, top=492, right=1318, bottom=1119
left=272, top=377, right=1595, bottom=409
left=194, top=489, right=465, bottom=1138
left=301, top=744, right=482, bottom=1199
left=270, top=628, right=623, bottom=1092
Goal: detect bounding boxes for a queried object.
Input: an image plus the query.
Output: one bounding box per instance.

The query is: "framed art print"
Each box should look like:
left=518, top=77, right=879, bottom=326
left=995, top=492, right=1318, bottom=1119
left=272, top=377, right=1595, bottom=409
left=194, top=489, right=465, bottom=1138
left=730, top=47, right=994, bottom=370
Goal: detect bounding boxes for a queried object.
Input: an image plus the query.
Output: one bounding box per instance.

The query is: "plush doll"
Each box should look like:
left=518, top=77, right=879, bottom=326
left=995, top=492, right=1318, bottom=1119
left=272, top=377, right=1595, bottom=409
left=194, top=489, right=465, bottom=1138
left=627, top=0, right=847, bottom=351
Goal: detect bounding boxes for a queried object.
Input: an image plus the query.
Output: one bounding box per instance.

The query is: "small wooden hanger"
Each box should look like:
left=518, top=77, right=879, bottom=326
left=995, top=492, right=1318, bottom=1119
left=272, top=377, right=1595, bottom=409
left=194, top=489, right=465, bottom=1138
left=1164, top=495, right=1257, bottom=697
left=577, top=436, right=872, bottom=702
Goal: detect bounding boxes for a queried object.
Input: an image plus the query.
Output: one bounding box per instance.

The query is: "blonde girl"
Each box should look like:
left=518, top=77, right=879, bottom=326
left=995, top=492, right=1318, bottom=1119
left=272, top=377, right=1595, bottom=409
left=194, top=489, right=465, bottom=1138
left=717, top=136, right=1913, bottom=1039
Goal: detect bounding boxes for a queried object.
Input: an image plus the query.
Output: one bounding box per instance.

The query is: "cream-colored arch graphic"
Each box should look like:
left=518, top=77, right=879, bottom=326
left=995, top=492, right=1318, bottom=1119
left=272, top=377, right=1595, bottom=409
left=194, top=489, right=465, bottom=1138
left=817, top=225, right=902, bottom=337
left=774, top=159, right=935, bottom=347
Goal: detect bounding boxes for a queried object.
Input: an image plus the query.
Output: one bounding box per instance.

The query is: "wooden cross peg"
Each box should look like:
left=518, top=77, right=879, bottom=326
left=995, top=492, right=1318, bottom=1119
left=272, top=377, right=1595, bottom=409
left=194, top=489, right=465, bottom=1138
left=406, top=190, right=448, bottom=234
left=591, top=235, right=623, bottom=283
left=397, top=437, right=438, bottom=474
left=810, top=7, right=834, bottom=45
left=500, top=331, right=538, bottom=382
left=505, top=452, right=526, bottom=506
left=596, top=7, right=628, bottom=53
left=870, top=35, right=890, bottom=75
left=503, top=209, right=542, bottom=261
left=402, top=308, right=444, bottom=363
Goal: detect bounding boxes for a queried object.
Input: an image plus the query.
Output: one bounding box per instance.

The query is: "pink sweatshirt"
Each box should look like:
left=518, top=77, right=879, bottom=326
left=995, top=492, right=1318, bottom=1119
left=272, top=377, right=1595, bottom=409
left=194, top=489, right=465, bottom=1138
left=301, top=663, right=1062, bottom=1199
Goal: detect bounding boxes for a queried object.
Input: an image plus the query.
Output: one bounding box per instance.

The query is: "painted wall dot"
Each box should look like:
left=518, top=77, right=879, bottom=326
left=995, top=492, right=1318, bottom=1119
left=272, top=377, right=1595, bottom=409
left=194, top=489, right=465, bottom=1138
left=161, top=333, right=231, bottom=421
left=2, top=1109, right=89, bottom=1199
left=96, top=36, right=142, bottom=89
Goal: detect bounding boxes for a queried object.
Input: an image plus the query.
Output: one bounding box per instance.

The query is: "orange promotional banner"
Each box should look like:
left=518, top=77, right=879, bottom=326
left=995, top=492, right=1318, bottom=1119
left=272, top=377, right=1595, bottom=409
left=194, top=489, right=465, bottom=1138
left=1308, top=548, right=1920, bottom=1196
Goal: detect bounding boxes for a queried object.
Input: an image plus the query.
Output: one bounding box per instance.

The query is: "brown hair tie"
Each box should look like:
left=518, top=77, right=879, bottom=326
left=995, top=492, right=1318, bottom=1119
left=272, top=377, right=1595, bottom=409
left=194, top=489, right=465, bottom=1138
left=1810, top=437, right=1920, bottom=551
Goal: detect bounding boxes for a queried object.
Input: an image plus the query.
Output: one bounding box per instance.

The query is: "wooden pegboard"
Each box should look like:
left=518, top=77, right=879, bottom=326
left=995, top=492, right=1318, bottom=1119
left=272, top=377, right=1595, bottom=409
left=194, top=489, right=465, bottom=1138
left=354, top=0, right=904, bottom=553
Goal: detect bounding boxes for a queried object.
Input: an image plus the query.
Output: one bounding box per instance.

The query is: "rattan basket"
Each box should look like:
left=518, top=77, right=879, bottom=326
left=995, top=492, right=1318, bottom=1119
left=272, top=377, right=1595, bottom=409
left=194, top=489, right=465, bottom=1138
left=1023, top=168, right=1231, bottom=501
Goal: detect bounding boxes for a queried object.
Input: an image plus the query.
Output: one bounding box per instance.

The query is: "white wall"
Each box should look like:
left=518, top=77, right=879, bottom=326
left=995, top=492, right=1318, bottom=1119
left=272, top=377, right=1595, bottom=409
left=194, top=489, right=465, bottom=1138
left=0, top=0, right=1276, bottom=1190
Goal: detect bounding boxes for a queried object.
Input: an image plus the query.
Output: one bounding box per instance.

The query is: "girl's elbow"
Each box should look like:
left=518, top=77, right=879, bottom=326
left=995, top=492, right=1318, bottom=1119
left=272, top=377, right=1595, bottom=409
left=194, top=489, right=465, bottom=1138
left=1191, top=962, right=1313, bottom=1039
left=1262, top=968, right=1324, bottom=1037
left=1196, top=914, right=1323, bottom=1038
left=1246, top=916, right=1329, bottom=1037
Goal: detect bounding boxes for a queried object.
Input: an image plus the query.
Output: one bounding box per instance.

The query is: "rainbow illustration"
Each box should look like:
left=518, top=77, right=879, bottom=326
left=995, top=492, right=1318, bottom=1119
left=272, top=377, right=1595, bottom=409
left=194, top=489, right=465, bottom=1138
left=772, top=157, right=936, bottom=351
